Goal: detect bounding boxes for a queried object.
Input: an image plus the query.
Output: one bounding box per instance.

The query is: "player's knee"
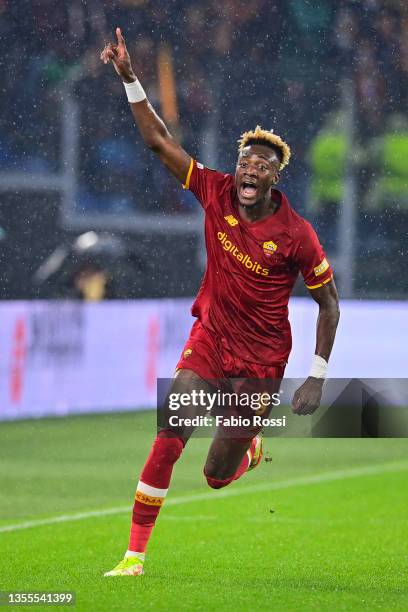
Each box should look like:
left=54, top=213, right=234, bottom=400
left=205, top=472, right=227, bottom=489
left=203, top=467, right=233, bottom=490
left=153, top=431, right=185, bottom=464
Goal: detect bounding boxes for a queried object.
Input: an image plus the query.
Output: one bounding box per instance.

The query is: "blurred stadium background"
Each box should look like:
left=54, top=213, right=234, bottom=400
left=0, top=0, right=407, bottom=301
left=1, top=3, right=408, bottom=609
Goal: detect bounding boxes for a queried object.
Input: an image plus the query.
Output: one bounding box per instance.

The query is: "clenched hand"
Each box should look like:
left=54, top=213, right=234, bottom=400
left=292, top=377, right=324, bottom=415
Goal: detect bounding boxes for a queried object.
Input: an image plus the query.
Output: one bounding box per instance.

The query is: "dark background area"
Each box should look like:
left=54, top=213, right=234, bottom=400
left=0, top=0, right=406, bottom=299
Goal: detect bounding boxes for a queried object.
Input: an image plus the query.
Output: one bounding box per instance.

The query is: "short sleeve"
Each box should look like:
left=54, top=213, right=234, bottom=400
left=292, top=220, right=333, bottom=289
left=182, top=158, right=231, bottom=210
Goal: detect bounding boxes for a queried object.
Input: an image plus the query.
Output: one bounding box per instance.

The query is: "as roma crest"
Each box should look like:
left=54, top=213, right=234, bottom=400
left=263, top=240, right=278, bottom=257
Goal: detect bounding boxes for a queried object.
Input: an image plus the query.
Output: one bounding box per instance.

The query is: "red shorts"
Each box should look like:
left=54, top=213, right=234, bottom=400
left=176, top=320, right=286, bottom=381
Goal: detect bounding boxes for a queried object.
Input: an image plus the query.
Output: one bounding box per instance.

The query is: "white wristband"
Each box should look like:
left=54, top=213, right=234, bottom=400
left=123, top=79, right=146, bottom=103
left=309, top=355, right=328, bottom=379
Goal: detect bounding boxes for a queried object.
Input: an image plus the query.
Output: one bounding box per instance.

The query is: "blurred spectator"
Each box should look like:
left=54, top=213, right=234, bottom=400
left=364, top=113, right=408, bottom=211
left=354, top=38, right=386, bottom=139
left=306, top=111, right=348, bottom=250
left=71, top=261, right=112, bottom=301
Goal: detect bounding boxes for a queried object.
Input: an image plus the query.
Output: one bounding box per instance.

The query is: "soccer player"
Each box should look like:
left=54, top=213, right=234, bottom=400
left=101, top=28, right=340, bottom=576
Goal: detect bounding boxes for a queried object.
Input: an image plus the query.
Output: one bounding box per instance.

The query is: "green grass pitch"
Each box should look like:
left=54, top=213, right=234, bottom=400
left=1, top=411, right=407, bottom=611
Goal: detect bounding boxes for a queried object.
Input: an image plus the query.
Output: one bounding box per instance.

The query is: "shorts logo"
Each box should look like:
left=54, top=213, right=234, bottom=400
left=135, top=491, right=164, bottom=506
left=184, top=348, right=193, bottom=358
left=224, top=215, right=239, bottom=227
left=314, top=258, right=329, bottom=276
left=263, top=240, right=278, bottom=256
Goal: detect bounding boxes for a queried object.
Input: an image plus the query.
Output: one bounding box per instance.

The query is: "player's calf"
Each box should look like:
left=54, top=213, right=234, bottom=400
left=104, top=369, right=213, bottom=576
left=104, top=430, right=184, bottom=577
left=128, top=431, right=184, bottom=554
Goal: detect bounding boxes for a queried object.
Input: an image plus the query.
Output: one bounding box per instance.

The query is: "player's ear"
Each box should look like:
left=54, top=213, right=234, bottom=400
left=272, top=172, right=280, bottom=185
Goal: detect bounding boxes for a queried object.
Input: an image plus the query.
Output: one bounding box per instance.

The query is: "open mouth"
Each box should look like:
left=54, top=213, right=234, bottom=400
left=240, top=181, right=258, bottom=199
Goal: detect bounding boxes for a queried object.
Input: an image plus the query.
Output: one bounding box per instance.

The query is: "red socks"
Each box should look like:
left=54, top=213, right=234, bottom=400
left=128, top=432, right=184, bottom=553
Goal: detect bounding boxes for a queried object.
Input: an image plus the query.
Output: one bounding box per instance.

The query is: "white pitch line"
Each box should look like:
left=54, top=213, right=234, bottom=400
left=1, top=461, right=407, bottom=535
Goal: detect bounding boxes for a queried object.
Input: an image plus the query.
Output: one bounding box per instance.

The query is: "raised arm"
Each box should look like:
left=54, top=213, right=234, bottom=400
left=100, top=28, right=191, bottom=183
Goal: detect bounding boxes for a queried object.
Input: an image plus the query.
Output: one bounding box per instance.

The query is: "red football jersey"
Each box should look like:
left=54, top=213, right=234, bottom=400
left=183, top=159, right=333, bottom=365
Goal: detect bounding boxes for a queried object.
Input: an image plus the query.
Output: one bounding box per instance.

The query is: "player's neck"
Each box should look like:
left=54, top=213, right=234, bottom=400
left=238, top=193, right=279, bottom=223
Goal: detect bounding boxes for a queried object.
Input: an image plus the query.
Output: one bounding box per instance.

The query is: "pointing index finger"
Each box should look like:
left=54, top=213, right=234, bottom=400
left=116, top=27, right=125, bottom=46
